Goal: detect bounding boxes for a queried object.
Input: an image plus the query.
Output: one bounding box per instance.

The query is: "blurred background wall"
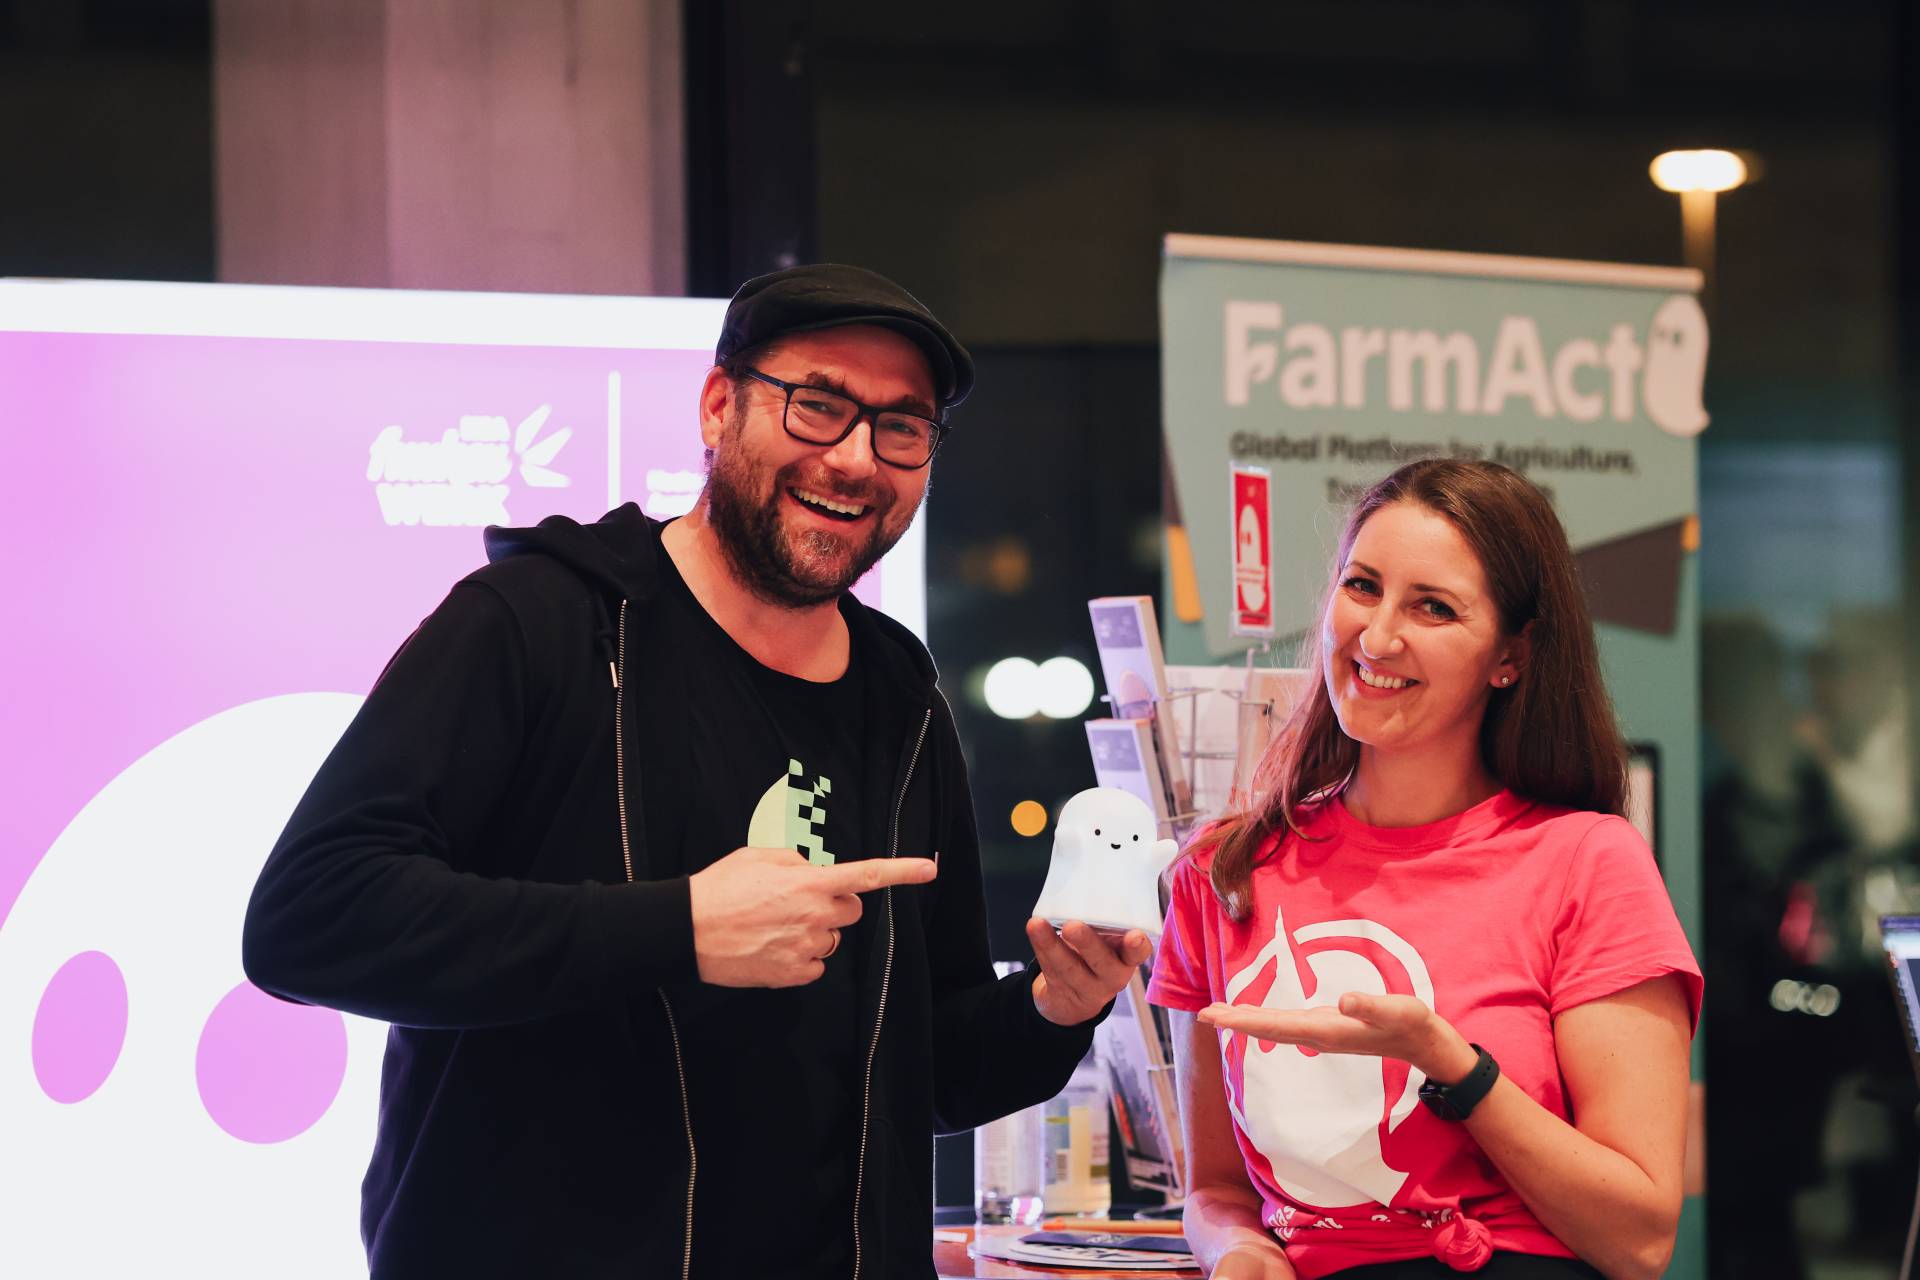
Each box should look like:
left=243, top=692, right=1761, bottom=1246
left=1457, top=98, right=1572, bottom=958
left=4, top=1, right=1916, bottom=1274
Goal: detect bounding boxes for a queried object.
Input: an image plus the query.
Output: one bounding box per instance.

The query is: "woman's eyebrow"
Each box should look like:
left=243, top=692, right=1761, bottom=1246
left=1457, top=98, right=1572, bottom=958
left=1349, top=561, right=1468, bottom=602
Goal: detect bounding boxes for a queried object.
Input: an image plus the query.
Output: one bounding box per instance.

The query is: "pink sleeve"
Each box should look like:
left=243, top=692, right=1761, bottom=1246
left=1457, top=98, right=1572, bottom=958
left=1146, top=856, right=1214, bottom=1012
left=1548, top=815, right=1703, bottom=1033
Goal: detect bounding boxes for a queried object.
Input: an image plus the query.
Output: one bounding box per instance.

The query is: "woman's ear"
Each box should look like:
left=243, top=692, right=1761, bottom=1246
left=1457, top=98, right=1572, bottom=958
left=1494, top=620, right=1533, bottom=689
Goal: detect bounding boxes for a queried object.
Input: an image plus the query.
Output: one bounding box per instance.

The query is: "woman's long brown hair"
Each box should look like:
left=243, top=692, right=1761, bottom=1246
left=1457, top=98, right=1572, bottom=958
left=1195, top=459, right=1628, bottom=920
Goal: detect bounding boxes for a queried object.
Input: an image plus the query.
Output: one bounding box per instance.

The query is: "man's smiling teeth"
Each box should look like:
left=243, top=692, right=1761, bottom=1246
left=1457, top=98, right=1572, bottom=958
left=792, top=488, right=868, bottom=517
left=1356, top=662, right=1413, bottom=690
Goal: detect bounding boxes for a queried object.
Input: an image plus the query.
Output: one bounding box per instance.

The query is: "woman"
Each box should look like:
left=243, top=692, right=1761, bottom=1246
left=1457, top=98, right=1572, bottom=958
left=1148, top=460, right=1699, bottom=1279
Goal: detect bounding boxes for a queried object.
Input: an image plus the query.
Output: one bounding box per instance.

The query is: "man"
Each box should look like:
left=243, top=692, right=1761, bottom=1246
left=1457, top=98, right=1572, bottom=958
left=243, top=264, right=1150, bottom=1279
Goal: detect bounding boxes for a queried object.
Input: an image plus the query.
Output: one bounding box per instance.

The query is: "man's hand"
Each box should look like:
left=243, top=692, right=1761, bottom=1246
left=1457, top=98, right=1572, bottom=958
left=689, top=848, right=937, bottom=987
left=1024, top=917, right=1153, bottom=1027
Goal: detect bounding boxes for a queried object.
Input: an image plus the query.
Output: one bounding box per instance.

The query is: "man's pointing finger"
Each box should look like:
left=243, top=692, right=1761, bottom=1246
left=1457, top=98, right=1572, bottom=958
left=818, top=856, right=938, bottom=894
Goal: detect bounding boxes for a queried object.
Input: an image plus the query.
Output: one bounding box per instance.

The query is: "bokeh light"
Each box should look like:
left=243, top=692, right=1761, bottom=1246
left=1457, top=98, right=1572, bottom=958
left=1034, top=656, right=1095, bottom=719
left=982, top=657, right=1042, bottom=719
left=1010, top=800, right=1049, bottom=837
left=1649, top=149, right=1748, bottom=194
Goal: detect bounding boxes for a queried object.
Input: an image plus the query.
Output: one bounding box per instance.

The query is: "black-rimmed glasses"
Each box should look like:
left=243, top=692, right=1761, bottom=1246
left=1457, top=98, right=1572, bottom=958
left=736, top=367, right=947, bottom=469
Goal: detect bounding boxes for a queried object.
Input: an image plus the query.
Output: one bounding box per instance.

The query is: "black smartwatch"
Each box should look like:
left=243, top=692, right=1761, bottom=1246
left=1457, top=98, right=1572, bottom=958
left=1418, top=1044, right=1499, bottom=1122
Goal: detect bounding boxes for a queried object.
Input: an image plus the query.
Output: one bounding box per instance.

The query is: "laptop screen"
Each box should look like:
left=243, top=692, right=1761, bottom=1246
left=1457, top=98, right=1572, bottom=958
left=1879, top=916, right=1920, bottom=1060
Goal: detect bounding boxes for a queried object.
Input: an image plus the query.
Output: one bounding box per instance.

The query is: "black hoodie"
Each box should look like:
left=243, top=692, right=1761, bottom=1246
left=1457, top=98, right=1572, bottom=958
left=243, top=505, right=1096, bottom=1279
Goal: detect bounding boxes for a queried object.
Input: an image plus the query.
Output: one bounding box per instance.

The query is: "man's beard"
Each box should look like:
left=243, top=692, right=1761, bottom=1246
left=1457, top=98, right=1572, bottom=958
left=704, top=419, right=915, bottom=609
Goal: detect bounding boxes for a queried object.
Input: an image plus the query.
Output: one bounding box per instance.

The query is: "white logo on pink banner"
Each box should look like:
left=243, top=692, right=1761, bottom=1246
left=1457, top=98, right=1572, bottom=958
left=368, top=405, right=573, bottom=527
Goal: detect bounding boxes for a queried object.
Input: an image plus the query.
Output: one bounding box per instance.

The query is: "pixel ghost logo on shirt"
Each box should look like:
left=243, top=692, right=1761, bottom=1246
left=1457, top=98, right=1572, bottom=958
left=748, top=759, right=835, bottom=866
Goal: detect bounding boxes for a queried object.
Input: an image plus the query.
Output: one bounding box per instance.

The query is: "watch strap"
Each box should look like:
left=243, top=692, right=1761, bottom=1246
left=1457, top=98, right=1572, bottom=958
left=1419, top=1043, right=1499, bottom=1121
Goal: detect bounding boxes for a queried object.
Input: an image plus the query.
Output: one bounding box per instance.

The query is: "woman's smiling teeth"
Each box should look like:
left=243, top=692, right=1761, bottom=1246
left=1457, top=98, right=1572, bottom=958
left=791, top=487, right=869, bottom=520
left=1355, top=660, right=1415, bottom=690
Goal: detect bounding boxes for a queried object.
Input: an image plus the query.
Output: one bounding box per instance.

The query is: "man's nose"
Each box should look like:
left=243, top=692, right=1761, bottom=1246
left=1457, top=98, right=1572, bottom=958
left=820, top=418, right=879, bottom=479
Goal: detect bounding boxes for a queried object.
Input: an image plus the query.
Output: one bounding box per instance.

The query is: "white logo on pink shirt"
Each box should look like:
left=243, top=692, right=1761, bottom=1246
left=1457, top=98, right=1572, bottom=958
left=1221, top=900, right=1436, bottom=1210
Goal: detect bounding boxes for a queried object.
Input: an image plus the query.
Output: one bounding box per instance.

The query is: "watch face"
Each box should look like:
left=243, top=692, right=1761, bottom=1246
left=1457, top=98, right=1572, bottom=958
left=1418, top=1083, right=1462, bottom=1122
left=1418, top=1045, right=1495, bottom=1122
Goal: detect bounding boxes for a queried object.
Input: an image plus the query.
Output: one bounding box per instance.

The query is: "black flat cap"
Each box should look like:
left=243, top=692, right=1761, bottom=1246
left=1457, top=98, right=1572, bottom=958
left=715, top=263, right=975, bottom=409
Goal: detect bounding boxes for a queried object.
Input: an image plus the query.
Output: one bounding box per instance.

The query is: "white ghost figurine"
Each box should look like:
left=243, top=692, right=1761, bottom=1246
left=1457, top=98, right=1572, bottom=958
left=1642, top=293, right=1711, bottom=437
left=1031, top=787, right=1180, bottom=938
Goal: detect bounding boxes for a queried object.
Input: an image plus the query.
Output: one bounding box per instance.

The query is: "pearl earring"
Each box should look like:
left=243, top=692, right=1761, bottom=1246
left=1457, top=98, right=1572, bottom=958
left=1500, top=676, right=1513, bottom=686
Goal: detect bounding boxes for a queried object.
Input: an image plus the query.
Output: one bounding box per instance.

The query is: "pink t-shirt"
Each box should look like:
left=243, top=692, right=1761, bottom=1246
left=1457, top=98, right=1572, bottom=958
left=1147, top=790, right=1701, bottom=1277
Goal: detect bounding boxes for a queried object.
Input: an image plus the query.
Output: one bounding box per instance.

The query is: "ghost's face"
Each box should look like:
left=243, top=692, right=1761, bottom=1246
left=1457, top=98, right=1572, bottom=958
left=1642, top=294, right=1710, bottom=437
left=1057, top=787, right=1157, bottom=853
left=0, top=695, right=385, bottom=1277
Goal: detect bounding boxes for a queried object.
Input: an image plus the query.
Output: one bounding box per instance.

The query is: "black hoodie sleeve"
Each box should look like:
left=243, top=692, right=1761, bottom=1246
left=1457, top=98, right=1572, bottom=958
left=923, top=695, right=1099, bottom=1134
left=242, top=579, right=696, bottom=1029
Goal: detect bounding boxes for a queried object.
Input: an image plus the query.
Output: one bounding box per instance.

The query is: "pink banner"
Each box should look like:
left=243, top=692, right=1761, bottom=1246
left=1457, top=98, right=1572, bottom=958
left=0, top=296, right=902, bottom=1275
left=0, top=329, right=724, bottom=927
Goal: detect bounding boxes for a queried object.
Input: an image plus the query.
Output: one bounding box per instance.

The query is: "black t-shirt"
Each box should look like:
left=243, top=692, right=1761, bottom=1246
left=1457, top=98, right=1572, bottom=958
left=631, top=538, right=873, bottom=1278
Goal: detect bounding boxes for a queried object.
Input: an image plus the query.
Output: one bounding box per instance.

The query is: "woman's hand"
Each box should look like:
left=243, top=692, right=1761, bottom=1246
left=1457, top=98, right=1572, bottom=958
left=1197, top=992, right=1478, bottom=1082
left=1210, top=1241, right=1298, bottom=1279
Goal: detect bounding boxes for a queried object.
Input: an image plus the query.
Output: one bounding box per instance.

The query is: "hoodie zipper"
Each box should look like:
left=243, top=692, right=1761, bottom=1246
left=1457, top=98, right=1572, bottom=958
left=612, top=598, right=696, bottom=1280
left=850, top=703, right=933, bottom=1280
left=612, top=601, right=635, bottom=885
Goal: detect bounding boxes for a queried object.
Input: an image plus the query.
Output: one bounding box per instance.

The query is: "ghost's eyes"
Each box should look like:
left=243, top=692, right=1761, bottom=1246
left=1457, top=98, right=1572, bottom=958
left=1093, top=828, right=1101, bottom=836
left=1133, top=834, right=1140, bottom=841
